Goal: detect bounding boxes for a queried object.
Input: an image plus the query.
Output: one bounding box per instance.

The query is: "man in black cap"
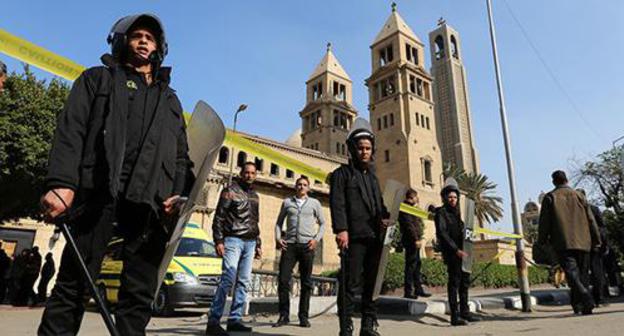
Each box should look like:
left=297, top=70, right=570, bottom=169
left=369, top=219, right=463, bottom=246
left=330, top=125, right=389, bottom=336
left=538, top=170, right=600, bottom=315
left=435, top=183, right=480, bottom=326
left=38, top=13, right=193, bottom=335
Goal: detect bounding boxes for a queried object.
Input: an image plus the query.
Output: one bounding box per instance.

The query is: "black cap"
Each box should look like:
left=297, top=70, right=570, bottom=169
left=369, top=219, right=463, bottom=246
left=0, top=60, right=6, bottom=75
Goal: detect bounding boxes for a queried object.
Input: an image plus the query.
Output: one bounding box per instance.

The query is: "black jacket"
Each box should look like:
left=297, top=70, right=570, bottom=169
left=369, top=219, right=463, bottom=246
left=329, top=164, right=388, bottom=240
left=45, top=54, right=193, bottom=213
left=435, top=204, right=464, bottom=261
left=212, top=180, right=261, bottom=247
left=398, top=209, right=424, bottom=247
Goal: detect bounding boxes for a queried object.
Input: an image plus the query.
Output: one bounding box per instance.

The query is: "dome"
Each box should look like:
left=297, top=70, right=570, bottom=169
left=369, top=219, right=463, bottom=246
left=285, top=128, right=302, bottom=147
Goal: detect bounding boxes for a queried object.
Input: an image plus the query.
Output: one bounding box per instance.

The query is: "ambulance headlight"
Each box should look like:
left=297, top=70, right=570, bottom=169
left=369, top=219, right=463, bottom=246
left=173, top=272, right=198, bottom=285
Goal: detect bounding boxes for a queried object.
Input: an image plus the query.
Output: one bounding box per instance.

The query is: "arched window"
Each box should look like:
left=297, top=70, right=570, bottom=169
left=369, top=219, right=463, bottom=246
left=237, top=151, right=247, bottom=168
left=218, top=147, right=229, bottom=164
left=450, top=35, right=459, bottom=59
left=254, top=157, right=264, bottom=172
left=434, top=35, right=445, bottom=60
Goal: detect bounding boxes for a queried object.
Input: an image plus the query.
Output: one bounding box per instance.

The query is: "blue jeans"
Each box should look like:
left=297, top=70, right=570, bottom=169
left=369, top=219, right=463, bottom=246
left=208, top=236, right=256, bottom=325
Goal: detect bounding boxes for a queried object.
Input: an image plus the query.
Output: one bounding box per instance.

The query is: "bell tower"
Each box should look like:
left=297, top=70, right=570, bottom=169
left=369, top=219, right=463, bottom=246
left=429, top=19, right=480, bottom=174
left=300, top=43, right=358, bottom=157
left=366, top=3, right=443, bottom=208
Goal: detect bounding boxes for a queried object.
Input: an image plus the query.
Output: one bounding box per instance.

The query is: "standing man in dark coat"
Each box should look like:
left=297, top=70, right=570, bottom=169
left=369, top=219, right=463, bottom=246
left=398, top=188, right=431, bottom=299
left=37, top=253, right=56, bottom=303
left=0, top=248, right=10, bottom=303
left=10, top=248, right=29, bottom=306
left=205, top=162, right=262, bottom=336
left=538, top=171, right=601, bottom=315
left=38, top=13, right=193, bottom=335
left=330, top=126, right=389, bottom=336
left=435, top=184, right=479, bottom=326
left=23, top=246, right=42, bottom=305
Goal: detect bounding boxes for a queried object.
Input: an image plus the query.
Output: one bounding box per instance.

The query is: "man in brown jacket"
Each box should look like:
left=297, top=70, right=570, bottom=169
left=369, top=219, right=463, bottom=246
left=537, top=170, right=601, bottom=315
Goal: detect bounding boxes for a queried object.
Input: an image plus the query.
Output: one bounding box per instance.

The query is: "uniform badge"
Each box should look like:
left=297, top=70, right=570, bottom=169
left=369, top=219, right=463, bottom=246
left=126, top=80, right=138, bottom=90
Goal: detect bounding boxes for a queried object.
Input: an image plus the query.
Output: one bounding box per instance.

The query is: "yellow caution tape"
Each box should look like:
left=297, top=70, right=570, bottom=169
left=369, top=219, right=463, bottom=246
left=0, top=27, right=526, bottom=242
left=399, top=202, right=431, bottom=220
left=0, top=28, right=85, bottom=81
left=474, top=226, right=523, bottom=239
left=224, top=130, right=330, bottom=183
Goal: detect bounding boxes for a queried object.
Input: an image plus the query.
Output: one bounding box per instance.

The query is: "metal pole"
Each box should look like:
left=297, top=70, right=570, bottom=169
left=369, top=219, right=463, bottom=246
left=227, top=104, right=247, bottom=186
left=485, top=0, right=532, bottom=312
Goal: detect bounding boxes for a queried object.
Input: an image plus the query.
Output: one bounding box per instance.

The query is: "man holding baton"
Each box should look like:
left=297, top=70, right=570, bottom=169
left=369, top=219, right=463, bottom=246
left=38, top=13, right=193, bottom=336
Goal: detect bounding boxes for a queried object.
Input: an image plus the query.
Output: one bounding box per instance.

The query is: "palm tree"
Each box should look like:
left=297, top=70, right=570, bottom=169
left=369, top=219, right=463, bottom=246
left=445, top=166, right=504, bottom=225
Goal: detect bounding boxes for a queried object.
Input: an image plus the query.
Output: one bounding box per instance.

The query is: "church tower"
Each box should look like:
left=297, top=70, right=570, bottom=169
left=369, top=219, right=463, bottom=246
left=429, top=19, right=480, bottom=174
left=366, top=4, right=443, bottom=208
left=300, top=43, right=358, bottom=157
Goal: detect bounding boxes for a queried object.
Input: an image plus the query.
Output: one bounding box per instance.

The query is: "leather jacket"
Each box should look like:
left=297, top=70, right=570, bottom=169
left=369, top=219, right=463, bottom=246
left=212, top=179, right=261, bottom=247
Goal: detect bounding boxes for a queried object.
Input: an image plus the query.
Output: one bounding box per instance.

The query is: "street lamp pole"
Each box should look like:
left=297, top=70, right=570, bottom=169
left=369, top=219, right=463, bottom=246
left=485, top=0, right=532, bottom=312
left=227, top=104, right=248, bottom=186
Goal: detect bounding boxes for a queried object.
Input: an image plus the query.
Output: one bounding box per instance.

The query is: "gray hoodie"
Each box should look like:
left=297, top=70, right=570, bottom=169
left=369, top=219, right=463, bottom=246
left=275, top=196, right=326, bottom=243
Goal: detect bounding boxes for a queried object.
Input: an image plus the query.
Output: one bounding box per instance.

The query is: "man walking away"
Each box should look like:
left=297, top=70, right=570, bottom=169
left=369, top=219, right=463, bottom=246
left=398, top=188, right=431, bottom=299
left=538, top=170, right=601, bottom=315
left=273, top=176, right=326, bottom=328
left=206, top=162, right=262, bottom=336
left=577, top=188, right=608, bottom=306
left=435, top=184, right=480, bottom=326
left=37, top=253, right=56, bottom=303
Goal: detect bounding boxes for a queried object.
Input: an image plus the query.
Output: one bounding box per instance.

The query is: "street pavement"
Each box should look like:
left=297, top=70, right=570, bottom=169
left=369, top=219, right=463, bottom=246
left=3, top=294, right=624, bottom=335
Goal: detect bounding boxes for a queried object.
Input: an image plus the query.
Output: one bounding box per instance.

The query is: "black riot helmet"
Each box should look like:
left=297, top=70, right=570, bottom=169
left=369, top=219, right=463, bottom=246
left=0, top=60, right=7, bottom=75
left=106, top=14, right=168, bottom=64
left=346, top=118, right=376, bottom=166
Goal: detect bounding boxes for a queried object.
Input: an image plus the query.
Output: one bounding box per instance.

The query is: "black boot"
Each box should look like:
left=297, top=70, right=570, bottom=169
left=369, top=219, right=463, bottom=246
left=360, top=316, right=381, bottom=336
left=226, top=321, right=252, bottom=332
left=415, top=287, right=432, bottom=298
left=339, top=318, right=354, bottom=336
left=272, top=315, right=290, bottom=327
left=460, top=313, right=481, bottom=322
left=450, top=315, right=469, bottom=326
left=205, top=323, right=229, bottom=336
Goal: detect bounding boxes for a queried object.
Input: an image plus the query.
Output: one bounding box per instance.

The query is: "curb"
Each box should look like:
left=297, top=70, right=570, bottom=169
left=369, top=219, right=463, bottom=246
left=246, top=289, right=570, bottom=318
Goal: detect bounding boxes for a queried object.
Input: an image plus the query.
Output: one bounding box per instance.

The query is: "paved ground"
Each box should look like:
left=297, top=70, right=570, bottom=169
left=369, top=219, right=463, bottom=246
left=3, top=296, right=624, bottom=335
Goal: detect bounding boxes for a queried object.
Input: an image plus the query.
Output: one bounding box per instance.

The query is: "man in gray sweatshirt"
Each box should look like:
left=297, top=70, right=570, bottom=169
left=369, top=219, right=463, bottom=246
left=273, top=176, right=326, bottom=328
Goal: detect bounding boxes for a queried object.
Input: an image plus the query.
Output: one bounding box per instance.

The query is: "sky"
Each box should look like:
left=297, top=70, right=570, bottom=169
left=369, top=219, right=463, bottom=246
left=2, top=1, right=623, bottom=232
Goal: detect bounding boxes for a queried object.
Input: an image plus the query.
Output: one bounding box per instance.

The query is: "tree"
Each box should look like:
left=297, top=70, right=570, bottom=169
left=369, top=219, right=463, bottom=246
left=444, top=166, right=504, bottom=226
left=0, top=65, right=70, bottom=222
left=574, top=146, right=624, bottom=260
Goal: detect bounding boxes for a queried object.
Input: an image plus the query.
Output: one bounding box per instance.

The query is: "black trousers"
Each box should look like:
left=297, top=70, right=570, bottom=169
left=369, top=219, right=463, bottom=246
left=37, top=276, right=52, bottom=302
left=590, top=251, right=605, bottom=304
left=446, top=255, right=470, bottom=319
left=338, top=237, right=382, bottom=329
left=558, top=250, right=593, bottom=311
left=404, top=244, right=423, bottom=296
left=277, top=243, right=315, bottom=319
left=38, top=199, right=168, bottom=336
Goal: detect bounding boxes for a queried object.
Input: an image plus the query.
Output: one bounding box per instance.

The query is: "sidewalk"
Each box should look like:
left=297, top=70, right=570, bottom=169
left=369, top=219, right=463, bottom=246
left=247, top=286, right=571, bottom=318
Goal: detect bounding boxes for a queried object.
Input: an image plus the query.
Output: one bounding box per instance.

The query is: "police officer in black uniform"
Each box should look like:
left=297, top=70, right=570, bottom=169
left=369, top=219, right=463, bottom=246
left=434, top=184, right=480, bottom=326
left=330, top=126, right=389, bottom=336
left=38, top=14, right=193, bottom=336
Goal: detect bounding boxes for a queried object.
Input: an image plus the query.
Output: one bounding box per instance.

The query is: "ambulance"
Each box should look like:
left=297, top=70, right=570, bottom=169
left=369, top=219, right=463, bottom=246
left=97, top=223, right=222, bottom=315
